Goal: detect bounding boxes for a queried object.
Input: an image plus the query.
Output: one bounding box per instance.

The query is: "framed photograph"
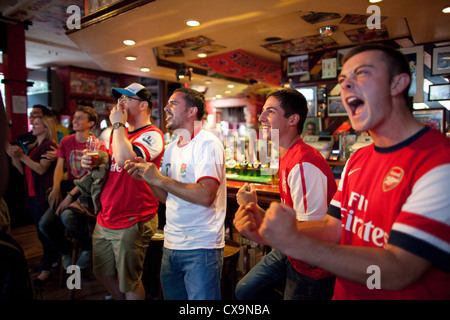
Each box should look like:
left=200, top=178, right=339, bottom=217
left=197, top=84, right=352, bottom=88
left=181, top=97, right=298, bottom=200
left=302, top=117, right=322, bottom=135
left=322, top=58, right=337, bottom=79
left=429, top=84, right=450, bottom=101
left=432, top=46, right=450, bottom=75
left=327, top=96, right=347, bottom=116
left=399, top=46, right=424, bottom=103
left=287, top=55, right=309, bottom=76
left=412, top=108, right=446, bottom=133
left=296, top=86, right=317, bottom=117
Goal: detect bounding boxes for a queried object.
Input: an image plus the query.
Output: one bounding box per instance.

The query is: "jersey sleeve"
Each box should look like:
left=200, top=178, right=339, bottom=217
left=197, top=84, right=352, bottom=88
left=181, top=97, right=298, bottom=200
left=287, top=162, right=331, bottom=221
left=194, top=137, right=225, bottom=184
left=132, top=131, right=163, bottom=162
left=388, top=164, right=450, bottom=272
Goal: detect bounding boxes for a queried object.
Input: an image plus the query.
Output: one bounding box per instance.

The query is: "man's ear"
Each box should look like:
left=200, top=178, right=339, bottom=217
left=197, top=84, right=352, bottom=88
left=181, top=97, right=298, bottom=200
left=391, top=73, right=411, bottom=97
left=189, top=106, right=198, bottom=118
left=289, top=114, right=300, bottom=127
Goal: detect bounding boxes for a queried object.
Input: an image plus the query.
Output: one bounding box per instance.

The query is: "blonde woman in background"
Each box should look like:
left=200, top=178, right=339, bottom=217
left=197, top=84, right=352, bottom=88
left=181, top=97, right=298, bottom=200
left=6, top=115, right=59, bottom=286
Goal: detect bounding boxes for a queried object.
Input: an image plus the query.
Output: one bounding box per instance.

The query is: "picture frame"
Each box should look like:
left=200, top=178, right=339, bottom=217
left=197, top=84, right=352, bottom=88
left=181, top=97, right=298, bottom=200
left=412, top=108, right=446, bottom=133
left=296, top=86, right=317, bottom=117
left=428, top=84, right=450, bottom=101
left=302, top=117, right=322, bottom=135
left=432, top=46, right=450, bottom=75
left=287, top=55, right=309, bottom=76
left=399, top=46, right=424, bottom=103
left=322, top=58, right=337, bottom=79
left=327, top=96, right=347, bottom=116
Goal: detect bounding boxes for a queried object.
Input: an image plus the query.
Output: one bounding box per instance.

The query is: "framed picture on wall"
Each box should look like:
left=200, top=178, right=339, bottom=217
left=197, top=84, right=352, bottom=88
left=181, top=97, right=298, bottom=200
left=412, top=108, right=446, bottom=133
left=399, top=46, right=424, bottom=103
left=429, top=84, right=450, bottom=101
left=327, top=96, right=347, bottom=116
left=296, top=86, right=317, bottom=117
left=287, top=55, right=309, bottom=76
left=302, top=117, right=322, bottom=135
left=432, top=46, right=450, bottom=75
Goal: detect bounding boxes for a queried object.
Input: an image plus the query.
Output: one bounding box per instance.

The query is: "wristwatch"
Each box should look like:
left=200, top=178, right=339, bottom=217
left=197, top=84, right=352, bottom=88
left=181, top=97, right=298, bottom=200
left=112, top=122, right=125, bottom=130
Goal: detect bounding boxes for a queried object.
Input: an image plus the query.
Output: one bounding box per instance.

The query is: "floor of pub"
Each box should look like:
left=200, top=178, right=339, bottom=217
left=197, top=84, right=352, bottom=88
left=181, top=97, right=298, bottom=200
left=9, top=223, right=258, bottom=300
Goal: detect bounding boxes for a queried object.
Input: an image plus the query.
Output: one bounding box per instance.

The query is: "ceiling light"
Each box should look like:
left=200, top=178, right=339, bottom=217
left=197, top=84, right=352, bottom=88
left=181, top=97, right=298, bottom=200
left=125, top=55, right=137, bottom=61
left=319, top=25, right=337, bottom=37
left=443, top=6, right=450, bottom=13
left=197, top=53, right=207, bottom=58
left=369, top=0, right=382, bottom=3
left=227, top=84, right=235, bottom=88
left=140, top=67, right=150, bottom=72
left=175, top=63, right=193, bottom=81
left=186, top=20, right=200, bottom=27
left=123, top=40, right=135, bottom=46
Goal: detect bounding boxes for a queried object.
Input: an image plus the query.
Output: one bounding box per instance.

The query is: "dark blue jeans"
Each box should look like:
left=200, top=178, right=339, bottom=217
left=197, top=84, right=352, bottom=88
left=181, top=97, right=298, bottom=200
left=161, top=247, right=223, bottom=300
left=235, top=249, right=335, bottom=300
left=29, top=197, right=59, bottom=270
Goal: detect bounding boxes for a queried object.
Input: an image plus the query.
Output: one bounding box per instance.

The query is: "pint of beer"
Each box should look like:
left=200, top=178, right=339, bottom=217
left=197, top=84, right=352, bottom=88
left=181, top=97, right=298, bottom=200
left=86, top=136, right=100, bottom=166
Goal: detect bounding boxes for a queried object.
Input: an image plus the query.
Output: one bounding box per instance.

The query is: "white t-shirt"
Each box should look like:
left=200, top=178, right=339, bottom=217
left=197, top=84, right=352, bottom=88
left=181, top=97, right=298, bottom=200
left=161, top=129, right=226, bottom=250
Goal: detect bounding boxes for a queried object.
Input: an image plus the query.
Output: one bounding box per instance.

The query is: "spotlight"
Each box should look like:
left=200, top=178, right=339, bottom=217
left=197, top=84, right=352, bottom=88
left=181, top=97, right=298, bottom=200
left=175, top=63, right=193, bottom=81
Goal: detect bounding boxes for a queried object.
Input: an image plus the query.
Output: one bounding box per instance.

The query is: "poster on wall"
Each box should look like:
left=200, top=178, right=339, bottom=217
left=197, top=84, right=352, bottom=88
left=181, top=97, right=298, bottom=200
left=287, top=55, right=309, bottom=76
left=322, top=58, right=337, bottom=79
left=399, top=46, right=424, bottom=103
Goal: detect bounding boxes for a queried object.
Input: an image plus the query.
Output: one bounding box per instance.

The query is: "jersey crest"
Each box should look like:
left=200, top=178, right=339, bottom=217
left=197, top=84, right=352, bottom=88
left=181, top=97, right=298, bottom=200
left=382, top=166, right=404, bottom=192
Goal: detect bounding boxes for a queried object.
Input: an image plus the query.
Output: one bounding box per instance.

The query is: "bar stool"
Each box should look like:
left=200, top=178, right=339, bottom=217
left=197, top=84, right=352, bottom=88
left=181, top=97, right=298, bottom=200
left=221, top=239, right=240, bottom=300
left=143, top=230, right=164, bottom=299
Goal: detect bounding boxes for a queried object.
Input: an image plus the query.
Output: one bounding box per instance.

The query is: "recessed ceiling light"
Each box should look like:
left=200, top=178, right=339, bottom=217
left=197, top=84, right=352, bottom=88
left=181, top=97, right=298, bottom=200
left=125, top=55, right=137, bottom=61
left=443, top=6, right=450, bottom=13
left=369, top=0, right=382, bottom=3
left=227, top=84, right=235, bottom=88
left=123, top=40, right=135, bottom=46
left=186, top=20, right=200, bottom=27
left=197, top=53, right=207, bottom=58
left=140, top=67, right=150, bottom=72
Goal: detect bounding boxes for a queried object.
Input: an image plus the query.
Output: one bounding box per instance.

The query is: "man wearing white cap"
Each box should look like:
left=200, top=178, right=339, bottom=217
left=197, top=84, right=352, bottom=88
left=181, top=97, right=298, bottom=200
left=82, top=83, right=164, bottom=300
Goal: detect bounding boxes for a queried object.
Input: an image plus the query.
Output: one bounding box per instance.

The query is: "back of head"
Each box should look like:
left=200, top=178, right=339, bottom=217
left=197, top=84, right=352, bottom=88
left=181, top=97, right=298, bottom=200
left=33, top=104, right=52, bottom=117
left=174, top=88, right=206, bottom=121
left=343, top=44, right=411, bottom=103
left=266, top=87, right=308, bottom=134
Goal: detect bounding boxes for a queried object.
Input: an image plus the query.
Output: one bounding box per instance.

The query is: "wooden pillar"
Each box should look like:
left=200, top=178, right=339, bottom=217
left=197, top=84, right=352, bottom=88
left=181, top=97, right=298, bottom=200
left=2, top=22, right=28, bottom=142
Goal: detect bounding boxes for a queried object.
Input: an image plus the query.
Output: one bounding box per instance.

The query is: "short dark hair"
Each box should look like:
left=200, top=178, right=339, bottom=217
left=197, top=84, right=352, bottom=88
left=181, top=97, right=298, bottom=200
left=76, top=106, right=98, bottom=127
left=343, top=44, right=411, bottom=103
left=174, top=88, right=206, bottom=121
left=32, top=104, right=52, bottom=116
left=266, top=88, right=308, bottom=134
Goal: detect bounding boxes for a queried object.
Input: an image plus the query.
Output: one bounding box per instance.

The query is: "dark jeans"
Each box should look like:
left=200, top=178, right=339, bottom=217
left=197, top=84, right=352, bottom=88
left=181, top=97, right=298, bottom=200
left=235, top=249, right=335, bottom=300
left=39, top=206, right=95, bottom=254
left=29, top=197, right=59, bottom=270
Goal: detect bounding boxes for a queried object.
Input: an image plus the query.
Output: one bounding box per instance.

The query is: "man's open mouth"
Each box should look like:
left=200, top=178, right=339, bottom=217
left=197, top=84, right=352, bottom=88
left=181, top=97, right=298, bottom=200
left=346, top=96, right=364, bottom=116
